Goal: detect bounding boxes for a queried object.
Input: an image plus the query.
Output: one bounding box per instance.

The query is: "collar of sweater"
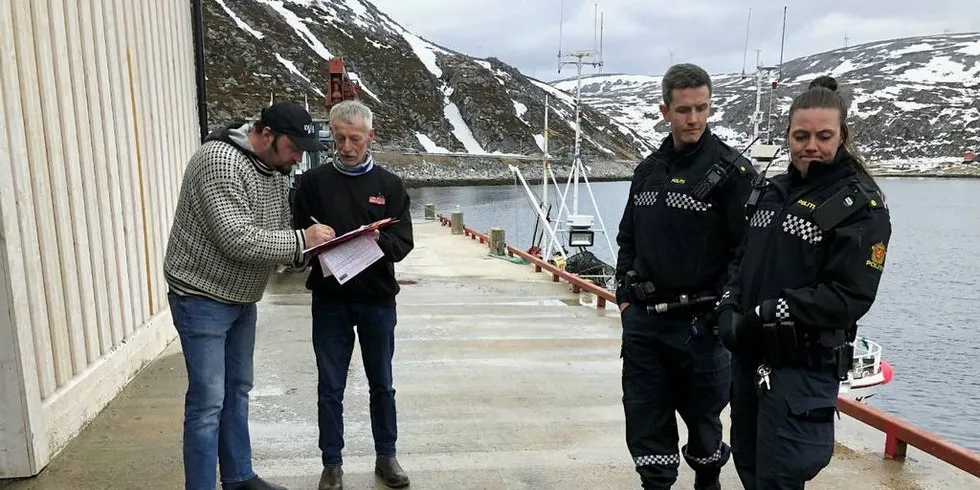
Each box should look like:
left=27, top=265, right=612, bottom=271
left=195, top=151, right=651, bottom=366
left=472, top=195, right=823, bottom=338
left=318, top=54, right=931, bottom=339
left=332, top=152, right=375, bottom=176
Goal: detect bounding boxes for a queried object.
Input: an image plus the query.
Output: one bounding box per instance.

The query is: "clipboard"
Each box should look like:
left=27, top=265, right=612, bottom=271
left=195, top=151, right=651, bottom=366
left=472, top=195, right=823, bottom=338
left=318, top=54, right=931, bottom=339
left=303, top=217, right=399, bottom=255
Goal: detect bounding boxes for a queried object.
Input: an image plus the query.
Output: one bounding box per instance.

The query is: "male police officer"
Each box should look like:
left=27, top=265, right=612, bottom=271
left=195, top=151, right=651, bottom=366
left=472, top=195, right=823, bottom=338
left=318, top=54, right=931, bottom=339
left=615, top=63, right=757, bottom=490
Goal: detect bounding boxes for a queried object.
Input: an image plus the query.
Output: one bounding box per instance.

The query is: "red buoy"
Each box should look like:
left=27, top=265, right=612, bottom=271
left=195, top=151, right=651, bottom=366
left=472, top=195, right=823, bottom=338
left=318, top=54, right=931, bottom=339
left=880, top=360, right=894, bottom=384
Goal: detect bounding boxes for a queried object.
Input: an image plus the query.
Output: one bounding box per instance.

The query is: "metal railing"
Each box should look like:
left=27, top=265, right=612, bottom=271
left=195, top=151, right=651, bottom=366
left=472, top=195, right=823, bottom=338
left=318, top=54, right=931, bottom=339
left=437, top=213, right=980, bottom=480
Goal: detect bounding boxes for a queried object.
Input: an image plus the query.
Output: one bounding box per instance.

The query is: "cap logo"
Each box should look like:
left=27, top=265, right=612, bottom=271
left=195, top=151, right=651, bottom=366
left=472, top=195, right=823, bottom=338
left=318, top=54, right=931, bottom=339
left=304, top=123, right=315, bottom=135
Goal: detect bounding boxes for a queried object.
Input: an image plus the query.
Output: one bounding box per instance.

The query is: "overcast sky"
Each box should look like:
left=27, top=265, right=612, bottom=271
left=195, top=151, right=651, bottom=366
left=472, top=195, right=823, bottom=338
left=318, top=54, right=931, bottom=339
left=370, top=0, right=979, bottom=82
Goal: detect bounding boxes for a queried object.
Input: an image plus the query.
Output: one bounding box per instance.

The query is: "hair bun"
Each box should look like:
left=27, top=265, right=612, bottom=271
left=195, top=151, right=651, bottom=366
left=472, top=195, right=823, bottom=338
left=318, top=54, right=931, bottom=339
left=808, top=75, right=839, bottom=92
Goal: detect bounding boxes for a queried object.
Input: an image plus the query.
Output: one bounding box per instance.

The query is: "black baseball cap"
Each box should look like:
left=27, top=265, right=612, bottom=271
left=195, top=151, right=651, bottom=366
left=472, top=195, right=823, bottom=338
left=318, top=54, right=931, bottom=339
left=259, top=101, right=325, bottom=152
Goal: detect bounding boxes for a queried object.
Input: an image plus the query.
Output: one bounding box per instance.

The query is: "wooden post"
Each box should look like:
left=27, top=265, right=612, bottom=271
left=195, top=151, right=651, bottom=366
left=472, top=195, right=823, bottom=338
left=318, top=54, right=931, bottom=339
left=489, top=227, right=506, bottom=256
left=451, top=210, right=464, bottom=235
left=424, top=203, right=435, bottom=220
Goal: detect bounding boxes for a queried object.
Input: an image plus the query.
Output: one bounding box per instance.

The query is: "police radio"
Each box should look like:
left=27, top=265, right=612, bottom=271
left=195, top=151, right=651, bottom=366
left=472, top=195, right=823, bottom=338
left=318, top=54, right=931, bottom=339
left=744, top=175, right=768, bottom=220
left=692, top=135, right=771, bottom=205
left=690, top=164, right=728, bottom=201
left=743, top=143, right=781, bottom=220
left=691, top=136, right=756, bottom=201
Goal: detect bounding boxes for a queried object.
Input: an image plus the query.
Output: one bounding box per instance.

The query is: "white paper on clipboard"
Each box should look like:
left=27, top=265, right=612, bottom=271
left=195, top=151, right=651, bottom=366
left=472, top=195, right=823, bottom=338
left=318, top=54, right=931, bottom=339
left=317, top=235, right=384, bottom=285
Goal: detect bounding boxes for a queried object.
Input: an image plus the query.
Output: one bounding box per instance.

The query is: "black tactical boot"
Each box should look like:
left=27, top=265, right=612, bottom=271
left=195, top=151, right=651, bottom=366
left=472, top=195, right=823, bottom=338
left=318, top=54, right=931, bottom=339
left=694, top=471, right=721, bottom=490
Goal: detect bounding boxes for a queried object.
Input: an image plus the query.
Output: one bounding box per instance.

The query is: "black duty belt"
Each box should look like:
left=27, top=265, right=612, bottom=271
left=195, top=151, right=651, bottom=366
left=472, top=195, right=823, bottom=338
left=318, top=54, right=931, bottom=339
left=759, top=320, right=852, bottom=381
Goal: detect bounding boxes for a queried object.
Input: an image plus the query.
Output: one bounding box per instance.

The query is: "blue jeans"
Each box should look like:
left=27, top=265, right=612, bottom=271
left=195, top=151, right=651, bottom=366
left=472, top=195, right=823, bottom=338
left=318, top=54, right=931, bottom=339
left=312, top=296, right=398, bottom=467
left=169, top=292, right=257, bottom=490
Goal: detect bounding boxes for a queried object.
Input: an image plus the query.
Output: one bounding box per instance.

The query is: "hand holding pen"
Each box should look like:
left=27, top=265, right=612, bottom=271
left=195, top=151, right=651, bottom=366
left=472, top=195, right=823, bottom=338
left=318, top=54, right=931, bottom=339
left=305, top=216, right=336, bottom=247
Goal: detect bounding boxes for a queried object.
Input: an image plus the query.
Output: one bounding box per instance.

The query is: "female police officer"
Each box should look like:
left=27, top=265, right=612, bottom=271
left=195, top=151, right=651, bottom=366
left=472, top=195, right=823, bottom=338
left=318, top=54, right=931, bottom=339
left=715, top=76, right=892, bottom=490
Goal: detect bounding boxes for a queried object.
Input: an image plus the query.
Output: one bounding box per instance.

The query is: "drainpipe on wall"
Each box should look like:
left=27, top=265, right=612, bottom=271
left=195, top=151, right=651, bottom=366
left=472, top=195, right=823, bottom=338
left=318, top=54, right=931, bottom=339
left=191, top=0, right=208, bottom=142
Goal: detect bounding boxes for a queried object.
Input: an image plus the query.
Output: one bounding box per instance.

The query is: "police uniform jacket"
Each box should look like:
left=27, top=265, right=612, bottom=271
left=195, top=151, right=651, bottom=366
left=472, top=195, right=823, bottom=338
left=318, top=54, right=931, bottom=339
left=717, top=150, right=891, bottom=354
left=615, top=128, right=756, bottom=305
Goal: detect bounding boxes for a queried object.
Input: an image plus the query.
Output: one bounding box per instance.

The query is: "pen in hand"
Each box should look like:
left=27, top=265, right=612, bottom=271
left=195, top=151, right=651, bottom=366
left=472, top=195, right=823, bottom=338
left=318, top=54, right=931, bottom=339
left=307, top=217, right=337, bottom=244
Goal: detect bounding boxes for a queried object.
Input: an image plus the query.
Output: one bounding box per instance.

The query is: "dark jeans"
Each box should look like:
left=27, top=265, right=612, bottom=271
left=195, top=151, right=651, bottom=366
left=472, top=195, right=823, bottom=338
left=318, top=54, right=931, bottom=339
left=312, top=295, right=398, bottom=467
left=621, top=305, right=732, bottom=489
left=168, top=292, right=257, bottom=490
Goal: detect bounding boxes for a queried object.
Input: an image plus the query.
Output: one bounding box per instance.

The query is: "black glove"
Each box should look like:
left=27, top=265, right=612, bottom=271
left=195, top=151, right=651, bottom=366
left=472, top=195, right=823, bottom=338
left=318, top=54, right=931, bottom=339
left=756, top=299, right=800, bottom=366
left=757, top=298, right=786, bottom=325
left=743, top=306, right=762, bottom=329
left=718, top=309, right=744, bottom=352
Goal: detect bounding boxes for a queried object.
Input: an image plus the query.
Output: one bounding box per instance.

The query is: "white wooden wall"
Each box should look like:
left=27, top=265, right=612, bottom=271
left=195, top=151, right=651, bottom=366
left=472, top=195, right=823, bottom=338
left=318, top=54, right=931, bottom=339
left=0, top=0, right=199, bottom=477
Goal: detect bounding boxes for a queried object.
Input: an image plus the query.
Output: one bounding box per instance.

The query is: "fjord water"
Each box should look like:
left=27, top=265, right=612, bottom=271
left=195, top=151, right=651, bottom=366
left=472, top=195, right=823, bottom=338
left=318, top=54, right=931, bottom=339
left=408, top=177, right=980, bottom=453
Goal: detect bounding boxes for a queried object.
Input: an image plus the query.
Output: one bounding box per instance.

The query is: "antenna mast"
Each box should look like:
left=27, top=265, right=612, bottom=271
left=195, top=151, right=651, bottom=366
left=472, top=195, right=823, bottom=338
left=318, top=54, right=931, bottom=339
left=741, top=8, right=751, bottom=76
left=599, top=12, right=604, bottom=73
left=593, top=3, right=598, bottom=51
left=557, top=0, right=565, bottom=62
left=543, top=2, right=612, bottom=265
left=777, top=6, right=787, bottom=81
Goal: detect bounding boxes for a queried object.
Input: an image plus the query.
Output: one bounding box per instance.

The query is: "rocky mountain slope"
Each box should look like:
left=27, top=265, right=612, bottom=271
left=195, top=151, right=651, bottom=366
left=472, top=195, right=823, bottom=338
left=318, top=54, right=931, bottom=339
left=202, top=0, right=651, bottom=161
left=554, top=33, right=980, bottom=162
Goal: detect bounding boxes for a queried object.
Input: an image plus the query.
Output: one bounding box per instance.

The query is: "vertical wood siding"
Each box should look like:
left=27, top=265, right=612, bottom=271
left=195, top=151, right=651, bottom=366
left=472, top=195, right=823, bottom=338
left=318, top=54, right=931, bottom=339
left=0, top=0, right=199, bottom=475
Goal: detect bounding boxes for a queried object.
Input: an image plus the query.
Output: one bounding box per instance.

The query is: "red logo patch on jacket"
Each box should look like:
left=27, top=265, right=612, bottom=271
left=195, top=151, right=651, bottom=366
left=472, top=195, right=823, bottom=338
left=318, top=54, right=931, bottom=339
left=369, top=195, right=386, bottom=205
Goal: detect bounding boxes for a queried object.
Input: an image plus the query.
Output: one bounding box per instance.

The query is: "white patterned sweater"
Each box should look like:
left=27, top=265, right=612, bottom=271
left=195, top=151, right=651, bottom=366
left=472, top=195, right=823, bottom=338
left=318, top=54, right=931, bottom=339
left=164, top=124, right=305, bottom=304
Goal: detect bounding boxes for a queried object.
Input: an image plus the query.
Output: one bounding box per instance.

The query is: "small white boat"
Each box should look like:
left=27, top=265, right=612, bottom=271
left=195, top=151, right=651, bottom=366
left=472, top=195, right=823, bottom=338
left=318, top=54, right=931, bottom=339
left=840, top=337, right=894, bottom=402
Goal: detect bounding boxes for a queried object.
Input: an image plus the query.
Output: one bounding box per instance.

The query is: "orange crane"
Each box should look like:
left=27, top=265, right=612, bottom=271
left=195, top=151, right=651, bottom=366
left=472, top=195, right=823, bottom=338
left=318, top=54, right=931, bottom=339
left=287, top=57, right=362, bottom=191
left=324, top=57, right=360, bottom=110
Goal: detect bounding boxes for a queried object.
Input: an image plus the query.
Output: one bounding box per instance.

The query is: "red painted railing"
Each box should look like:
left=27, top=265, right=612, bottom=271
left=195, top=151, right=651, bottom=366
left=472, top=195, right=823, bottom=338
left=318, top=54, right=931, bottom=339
left=437, top=213, right=980, bottom=479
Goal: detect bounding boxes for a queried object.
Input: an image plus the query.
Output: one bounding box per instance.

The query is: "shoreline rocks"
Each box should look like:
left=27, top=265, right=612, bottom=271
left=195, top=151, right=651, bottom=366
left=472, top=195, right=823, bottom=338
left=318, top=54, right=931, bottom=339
left=374, top=152, right=980, bottom=188
left=374, top=152, right=639, bottom=188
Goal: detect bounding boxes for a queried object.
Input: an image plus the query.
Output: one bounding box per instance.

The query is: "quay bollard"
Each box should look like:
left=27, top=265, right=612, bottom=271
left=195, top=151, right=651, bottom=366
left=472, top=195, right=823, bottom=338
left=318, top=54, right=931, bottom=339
left=489, top=227, right=506, bottom=256
left=451, top=210, right=464, bottom=235
left=424, top=203, right=436, bottom=220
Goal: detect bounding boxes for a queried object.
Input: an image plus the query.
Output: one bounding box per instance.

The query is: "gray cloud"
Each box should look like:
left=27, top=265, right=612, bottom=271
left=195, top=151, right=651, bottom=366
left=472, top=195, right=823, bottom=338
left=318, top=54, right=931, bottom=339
left=369, top=0, right=979, bottom=81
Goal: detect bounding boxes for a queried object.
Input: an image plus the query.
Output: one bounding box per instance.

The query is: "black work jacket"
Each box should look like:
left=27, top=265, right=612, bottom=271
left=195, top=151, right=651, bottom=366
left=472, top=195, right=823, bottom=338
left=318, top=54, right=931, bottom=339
left=614, top=129, right=756, bottom=304
left=718, top=150, right=892, bottom=341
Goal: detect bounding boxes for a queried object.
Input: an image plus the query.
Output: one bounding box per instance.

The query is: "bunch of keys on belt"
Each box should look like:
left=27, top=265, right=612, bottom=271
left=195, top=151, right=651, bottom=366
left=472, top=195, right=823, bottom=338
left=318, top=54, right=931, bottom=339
left=756, top=364, right=771, bottom=391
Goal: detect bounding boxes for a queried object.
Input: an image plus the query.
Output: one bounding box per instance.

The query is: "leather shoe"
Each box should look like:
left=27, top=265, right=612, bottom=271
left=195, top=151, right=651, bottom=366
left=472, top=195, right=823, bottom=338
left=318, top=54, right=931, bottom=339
left=375, top=456, right=410, bottom=488
left=318, top=466, right=343, bottom=490
left=232, top=476, right=288, bottom=490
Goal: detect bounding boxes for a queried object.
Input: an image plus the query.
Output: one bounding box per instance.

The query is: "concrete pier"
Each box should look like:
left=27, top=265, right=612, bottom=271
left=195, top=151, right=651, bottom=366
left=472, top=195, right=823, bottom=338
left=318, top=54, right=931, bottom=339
left=2, top=219, right=978, bottom=489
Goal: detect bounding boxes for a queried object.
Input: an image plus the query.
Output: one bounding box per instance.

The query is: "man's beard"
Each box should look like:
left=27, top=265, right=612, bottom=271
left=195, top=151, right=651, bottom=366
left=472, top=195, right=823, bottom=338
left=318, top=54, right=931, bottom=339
left=270, top=143, right=295, bottom=175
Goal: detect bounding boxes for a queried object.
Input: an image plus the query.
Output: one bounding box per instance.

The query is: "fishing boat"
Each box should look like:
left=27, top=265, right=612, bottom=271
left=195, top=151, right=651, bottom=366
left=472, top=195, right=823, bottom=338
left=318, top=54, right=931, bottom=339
left=840, top=337, right=894, bottom=401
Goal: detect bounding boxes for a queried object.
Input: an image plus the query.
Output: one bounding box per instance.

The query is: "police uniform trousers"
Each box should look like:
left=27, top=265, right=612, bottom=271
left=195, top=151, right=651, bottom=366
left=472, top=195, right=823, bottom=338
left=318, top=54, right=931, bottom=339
left=621, top=305, right=731, bottom=489
left=730, top=353, right=839, bottom=490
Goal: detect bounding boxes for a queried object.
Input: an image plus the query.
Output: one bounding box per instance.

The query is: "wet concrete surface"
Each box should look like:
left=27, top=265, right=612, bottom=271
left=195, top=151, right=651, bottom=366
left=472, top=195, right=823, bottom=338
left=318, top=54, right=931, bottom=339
left=2, top=219, right=978, bottom=489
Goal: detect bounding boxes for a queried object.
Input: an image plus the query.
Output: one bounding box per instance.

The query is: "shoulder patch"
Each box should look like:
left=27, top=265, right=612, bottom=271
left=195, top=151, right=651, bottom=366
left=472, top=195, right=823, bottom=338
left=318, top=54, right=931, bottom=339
left=866, top=241, right=887, bottom=272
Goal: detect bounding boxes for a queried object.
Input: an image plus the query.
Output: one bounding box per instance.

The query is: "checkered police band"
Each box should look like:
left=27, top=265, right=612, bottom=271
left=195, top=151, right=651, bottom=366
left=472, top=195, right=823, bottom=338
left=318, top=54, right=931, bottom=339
left=634, top=452, right=681, bottom=468
left=749, top=209, right=776, bottom=228
left=776, top=297, right=791, bottom=321
left=781, top=214, right=824, bottom=244
left=665, top=192, right=712, bottom=212
left=634, top=191, right=658, bottom=206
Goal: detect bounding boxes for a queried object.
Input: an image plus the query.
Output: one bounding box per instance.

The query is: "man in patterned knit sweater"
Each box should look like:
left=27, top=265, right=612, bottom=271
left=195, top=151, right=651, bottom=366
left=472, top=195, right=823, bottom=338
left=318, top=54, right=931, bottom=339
left=164, top=101, right=335, bottom=490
